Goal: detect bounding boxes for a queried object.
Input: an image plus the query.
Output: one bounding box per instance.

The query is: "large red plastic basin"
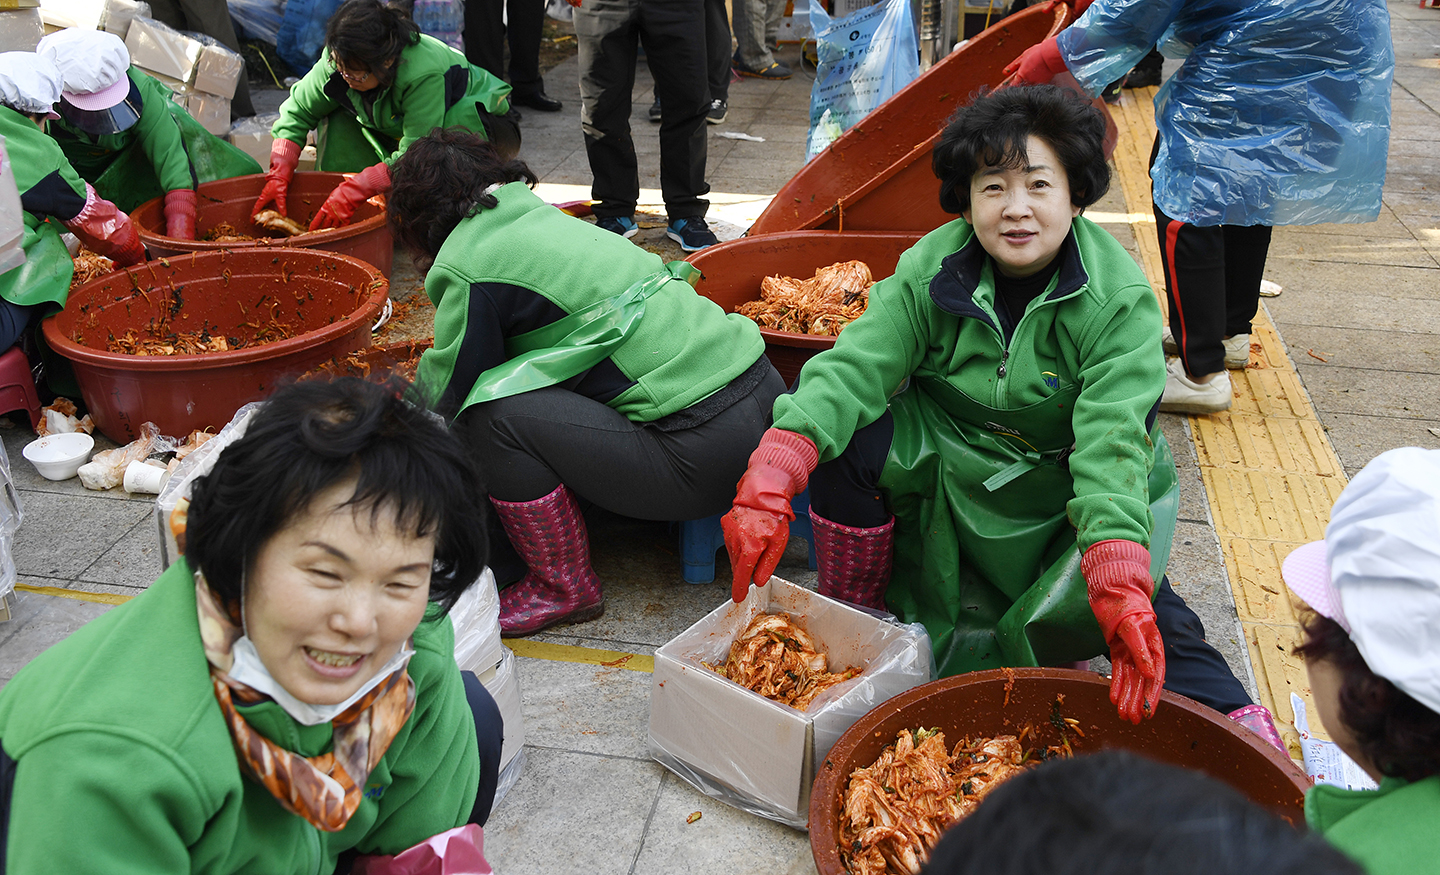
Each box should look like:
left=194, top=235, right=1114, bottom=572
left=132, top=172, right=394, bottom=278
left=687, top=231, right=921, bottom=386
left=809, top=669, right=1310, bottom=874
left=43, top=248, right=388, bottom=442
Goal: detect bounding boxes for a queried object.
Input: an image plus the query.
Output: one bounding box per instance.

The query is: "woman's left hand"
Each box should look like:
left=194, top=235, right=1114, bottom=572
left=311, top=162, right=392, bottom=232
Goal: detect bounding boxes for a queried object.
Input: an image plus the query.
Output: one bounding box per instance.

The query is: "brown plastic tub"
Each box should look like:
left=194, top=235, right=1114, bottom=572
left=747, top=1, right=1071, bottom=236
left=687, top=231, right=920, bottom=386
left=810, top=668, right=1310, bottom=875
left=43, top=248, right=388, bottom=442
left=132, top=172, right=394, bottom=278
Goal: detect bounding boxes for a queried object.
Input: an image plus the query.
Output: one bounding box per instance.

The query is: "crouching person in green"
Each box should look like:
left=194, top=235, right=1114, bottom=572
left=0, top=378, right=506, bottom=873
left=254, top=0, right=516, bottom=233
left=722, top=86, right=1277, bottom=734
left=387, top=129, right=783, bottom=637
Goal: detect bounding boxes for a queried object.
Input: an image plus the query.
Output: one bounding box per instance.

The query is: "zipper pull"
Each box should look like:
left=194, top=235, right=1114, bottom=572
left=997, top=349, right=1009, bottom=378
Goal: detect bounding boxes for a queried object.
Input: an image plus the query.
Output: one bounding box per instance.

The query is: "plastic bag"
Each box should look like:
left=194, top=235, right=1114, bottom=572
left=352, top=824, right=494, bottom=875
left=0, top=139, right=23, bottom=277
left=155, top=402, right=262, bottom=566
left=99, top=0, right=151, bottom=40
left=450, top=568, right=502, bottom=675
left=543, top=0, right=572, bottom=22
left=76, top=422, right=180, bottom=491
left=229, top=0, right=283, bottom=44
left=0, top=437, right=23, bottom=601
left=411, top=0, right=464, bottom=50
left=805, top=0, right=919, bottom=161
left=276, top=0, right=344, bottom=77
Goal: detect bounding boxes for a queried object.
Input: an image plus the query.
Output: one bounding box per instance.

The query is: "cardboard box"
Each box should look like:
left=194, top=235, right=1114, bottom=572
left=126, top=16, right=203, bottom=82
left=226, top=112, right=278, bottom=165
left=0, top=6, right=42, bottom=51
left=648, top=577, right=933, bottom=827
left=193, top=43, right=243, bottom=99
left=477, top=647, right=525, bottom=771
left=184, top=89, right=229, bottom=135
left=297, top=143, right=316, bottom=172
left=37, top=0, right=102, bottom=29
left=99, top=0, right=148, bottom=40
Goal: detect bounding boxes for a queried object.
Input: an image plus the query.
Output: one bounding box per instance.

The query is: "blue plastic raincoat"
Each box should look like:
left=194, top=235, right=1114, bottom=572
left=1057, top=0, right=1393, bottom=227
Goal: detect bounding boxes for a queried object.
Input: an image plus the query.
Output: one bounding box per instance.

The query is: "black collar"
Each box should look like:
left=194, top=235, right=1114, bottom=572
left=928, top=229, right=1089, bottom=327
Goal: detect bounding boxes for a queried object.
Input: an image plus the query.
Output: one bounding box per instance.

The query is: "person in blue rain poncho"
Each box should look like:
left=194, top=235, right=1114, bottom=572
left=1007, top=0, right=1393, bottom=414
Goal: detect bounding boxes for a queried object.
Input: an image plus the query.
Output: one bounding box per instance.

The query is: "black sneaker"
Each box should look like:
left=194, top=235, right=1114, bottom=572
left=648, top=98, right=662, bottom=123
left=596, top=215, right=639, bottom=238
left=734, top=60, right=791, bottom=80
left=706, top=98, right=727, bottom=125
left=666, top=217, right=718, bottom=251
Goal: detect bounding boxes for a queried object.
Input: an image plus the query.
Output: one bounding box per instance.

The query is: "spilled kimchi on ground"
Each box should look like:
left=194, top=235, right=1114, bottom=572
left=709, top=613, right=860, bottom=711
left=736, top=260, right=873, bottom=336
left=839, top=729, right=1072, bottom=875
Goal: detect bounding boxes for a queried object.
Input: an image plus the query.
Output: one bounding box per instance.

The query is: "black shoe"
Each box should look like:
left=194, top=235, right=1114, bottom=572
left=666, top=216, right=718, bottom=251
left=706, top=98, right=727, bottom=124
left=1122, top=67, right=1162, bottom=88
left=505, top=106, right=523, bottom=124
left=648, top=98, right=662, bottom=123
left=512, top=89, right=563, bottom=112
left=734, top=60, right=791, bottom=80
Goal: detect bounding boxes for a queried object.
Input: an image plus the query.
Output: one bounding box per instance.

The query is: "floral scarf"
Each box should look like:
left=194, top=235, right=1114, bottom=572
left=195, top=573, right=416, bottom=832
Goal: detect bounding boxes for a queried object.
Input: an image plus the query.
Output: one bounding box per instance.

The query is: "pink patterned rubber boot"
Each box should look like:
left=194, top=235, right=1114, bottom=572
left=1228, top=704, right=1286, bottom=753
left=490, top=484, right=605, bottom=637
left=810, top=510, right=894, bottom=612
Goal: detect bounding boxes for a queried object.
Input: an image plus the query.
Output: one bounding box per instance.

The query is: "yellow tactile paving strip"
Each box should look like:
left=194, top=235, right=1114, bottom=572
left=1111, top=87, right=1348, bottom=754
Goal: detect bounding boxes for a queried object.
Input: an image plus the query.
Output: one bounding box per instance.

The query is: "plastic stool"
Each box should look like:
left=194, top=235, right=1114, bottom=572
left=678, top=488, right=818, bottom=584
left=0, top=347, right=40, bottom=430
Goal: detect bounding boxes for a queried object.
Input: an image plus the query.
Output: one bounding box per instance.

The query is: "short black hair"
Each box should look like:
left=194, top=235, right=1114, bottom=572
left=1294, top=611, right=1440, bottom=783
left=325, top=0, right=420, bottom=88
left=932, top=84, right=1110, bottom=215
left=922, top=751, right=1362, bottom=875
left=387, top=127, right=538, bottom=271
left=186, top=377, right=488, bottom=615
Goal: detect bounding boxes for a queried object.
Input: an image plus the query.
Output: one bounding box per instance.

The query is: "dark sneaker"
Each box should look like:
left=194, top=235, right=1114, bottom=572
left=666, top=217, right=718, bottom=251
left=596, top=215, right=639, bottom=238
left=648, top=98, right=662, bottom=123
left=735, top=60, right=791, bottom=80
left=706, top=98, right=727, bottom=124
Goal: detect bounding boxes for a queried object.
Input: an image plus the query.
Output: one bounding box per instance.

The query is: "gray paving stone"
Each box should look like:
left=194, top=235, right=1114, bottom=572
left=509, top=639, right=654, bottom=758
left=12, top=491, right=152, bottom=580
left=1293, top=366, right=1440, bottom=421
left=1308, top=411, right=1440, bottom=477
left=1272, top=323, right=1440, bottom=376
left=632, top=772, right=813, bottom=875
left=0, top=586, right=112, bottom=688
left=79, top=514, right=166, bottom=589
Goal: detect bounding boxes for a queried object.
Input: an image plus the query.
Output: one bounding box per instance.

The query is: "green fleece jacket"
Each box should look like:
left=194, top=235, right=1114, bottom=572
left=0, top=560, right=480, bottom=874
left=418, top=182, right=765, bottom=421
left=273, top=35, right=511, bottom=166
left=2, top=106, right=85, bottom=307
left=1307, top=775, right=1440, bottom=875
left=772, top=215, right=1165, bottom=551
left=49, top=68, right=195, bottom=195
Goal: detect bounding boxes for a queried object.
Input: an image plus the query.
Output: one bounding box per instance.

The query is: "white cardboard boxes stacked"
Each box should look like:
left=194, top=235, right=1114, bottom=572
left=124, top=15, right=242, bottom=135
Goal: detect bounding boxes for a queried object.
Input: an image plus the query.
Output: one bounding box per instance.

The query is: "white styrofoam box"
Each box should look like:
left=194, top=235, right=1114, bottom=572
left=184, top=89, right=228, bottom=135
left=478, top=647, right=524, bottom=771
left=126, top=16, right=203, bottom=83
left=192, top=42, right=242, bottom=99
left=0, top=7, right=43, bottom=51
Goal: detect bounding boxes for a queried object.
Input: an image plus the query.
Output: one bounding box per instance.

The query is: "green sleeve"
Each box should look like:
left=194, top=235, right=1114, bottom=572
left=391, top=71, right=450, bottom=164
left=4, top=110, right=87, bottom=211
left=272, top=51, right=342, bottom=147
left=1064, top=281, right=1165, bottom=551
left=415, top=265, right=471, bottom=409
left=5, top=732, right=204, bottom=874
left=771, top=246, right=932, bottom=462
left=131, top=71, right=195, bottom=193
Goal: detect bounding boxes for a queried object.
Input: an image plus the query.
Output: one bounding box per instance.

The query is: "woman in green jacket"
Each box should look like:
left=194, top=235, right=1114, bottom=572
left=0, top=378, right=503, bottom=873
left=1284, top=447, right=1440, bottom=875
left=386, top=128, right=781, bottom=636
left=254, top=0, right=516, bottom=232
left=723, top=86, right=1273, bottom=732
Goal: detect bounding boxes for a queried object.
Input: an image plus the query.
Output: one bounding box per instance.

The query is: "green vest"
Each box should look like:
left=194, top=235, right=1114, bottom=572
left=1306, top=775, right=1440, bottom=875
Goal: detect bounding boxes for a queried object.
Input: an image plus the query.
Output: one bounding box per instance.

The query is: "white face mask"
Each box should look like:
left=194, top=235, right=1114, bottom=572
left=226, top=635, right=415, bottom=726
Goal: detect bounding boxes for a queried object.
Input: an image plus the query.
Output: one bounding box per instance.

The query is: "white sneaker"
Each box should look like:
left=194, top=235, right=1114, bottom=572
left=1160, top=358, right=1232, bottom=414
left=1160, top=327, right=1250, bottom=369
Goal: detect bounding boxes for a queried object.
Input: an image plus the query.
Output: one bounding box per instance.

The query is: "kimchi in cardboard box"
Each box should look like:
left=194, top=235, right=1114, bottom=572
left=648, top=576, right=932, bottom=828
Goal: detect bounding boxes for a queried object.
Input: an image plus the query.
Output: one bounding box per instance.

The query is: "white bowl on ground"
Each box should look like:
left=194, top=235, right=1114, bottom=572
left=22, top=432, right=95, bottom=481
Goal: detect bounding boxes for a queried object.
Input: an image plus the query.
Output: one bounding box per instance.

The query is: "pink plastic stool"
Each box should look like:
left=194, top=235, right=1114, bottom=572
left=0, top=347, right=41, bottom=431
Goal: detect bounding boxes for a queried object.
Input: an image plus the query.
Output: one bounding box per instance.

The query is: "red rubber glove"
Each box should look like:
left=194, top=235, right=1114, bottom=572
left=310, top=161, right=391, bottom=232
left=1002, top=37, right=1068, bottom=86
left=1081, top=539, right=1166, bottom=724
left=164, top=189, right=197, bottom=240
left=721, top=429, right=819, bottom=602
left=63, top=183, right=145, bottom=268
left=252, top=138, right=303, bottom=217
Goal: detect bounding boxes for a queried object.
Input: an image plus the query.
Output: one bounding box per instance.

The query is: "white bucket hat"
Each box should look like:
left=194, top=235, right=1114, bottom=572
left=0, top=52, right=63, bottom=118
left=36, top=28, right=131, bottom=111
left=1281, top=446, right=1440, bottom=715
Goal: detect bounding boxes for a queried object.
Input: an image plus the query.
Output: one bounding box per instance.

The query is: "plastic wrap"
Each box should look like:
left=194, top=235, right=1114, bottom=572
left=649, top=576, right=933, bottom=828
left=125, top=16, right=205, bottom=82
left=804, top=0, right=919, bottom=161
left=0, top=138, right=23, bottom=277
left=99, top=0, right=149, bottom=40
left=1056, top=0, right=1393, bottom=227
left=228, top=0, right=281, bottom=44
left=275, top=0, right=343, bottom=78
left=76, top=422, right=180, bottom=491
left=0, top=436, right=23, bottom=600
left=451, top=568, right=502, bottom=675
left=155, top=401, right=262, bottom=567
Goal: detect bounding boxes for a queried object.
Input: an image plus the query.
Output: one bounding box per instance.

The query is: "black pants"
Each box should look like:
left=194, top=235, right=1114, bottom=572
left=462, top=671, right=506, bottom=827
left=464, top=0, right=546, bottom=95
left=704, top=0, right=731, bottom=104
left=807, top=411, right=1252, bottom=715
left=574, top=0, right=710, bottom=219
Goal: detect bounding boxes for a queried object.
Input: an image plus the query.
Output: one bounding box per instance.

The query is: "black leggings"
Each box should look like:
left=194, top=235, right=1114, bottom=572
left=462, top=671, right=505, bottom=827
left=807, top=413, right=1252, bottom=714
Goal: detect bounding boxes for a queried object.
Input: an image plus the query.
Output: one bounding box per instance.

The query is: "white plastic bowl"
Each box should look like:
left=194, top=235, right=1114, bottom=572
left=22, top=432, right=95, bottom=481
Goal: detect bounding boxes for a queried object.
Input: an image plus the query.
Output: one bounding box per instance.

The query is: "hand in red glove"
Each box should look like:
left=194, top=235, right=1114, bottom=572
left=310, top=162, right=391, bottom=232
left=251, top=138, right=303, bottom=217
left=164, top=189, right=197, bottom=240
left=1081, top=539, right=1166, bottom=724
left=721, top=429, right=819, bottom=602
left=1002, top=36, right=1068, bottom=86
left=63, top=183, right=145, bottom=268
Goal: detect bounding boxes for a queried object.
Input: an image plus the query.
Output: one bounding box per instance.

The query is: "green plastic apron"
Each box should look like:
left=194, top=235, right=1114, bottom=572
left=442, top=261, right=701, bottom=416
left=879, top=373, right=1179, bottom=678
left=1, top=219, right=73, bottom=310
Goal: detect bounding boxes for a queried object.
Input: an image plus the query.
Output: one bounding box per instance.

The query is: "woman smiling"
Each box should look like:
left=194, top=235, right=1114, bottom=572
left=0, top=378, right=501, bottom=873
